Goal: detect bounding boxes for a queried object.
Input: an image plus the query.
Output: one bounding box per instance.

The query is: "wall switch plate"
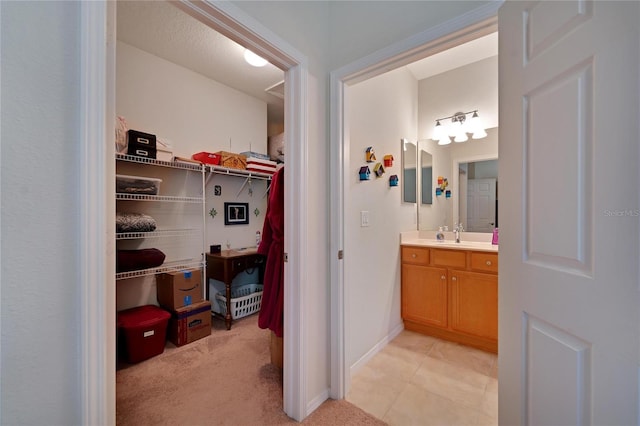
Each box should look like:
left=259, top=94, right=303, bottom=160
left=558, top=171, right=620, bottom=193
left=361, top=210, right=370, bottom=227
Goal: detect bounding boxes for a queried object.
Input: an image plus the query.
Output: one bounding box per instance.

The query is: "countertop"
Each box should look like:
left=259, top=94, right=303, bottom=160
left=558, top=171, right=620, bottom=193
left=400, top=231, right=498, bottom=252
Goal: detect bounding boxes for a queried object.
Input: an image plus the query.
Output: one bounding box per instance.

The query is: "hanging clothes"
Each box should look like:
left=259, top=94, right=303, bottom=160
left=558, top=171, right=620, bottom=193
left=257, top=166, right=284, bottom=337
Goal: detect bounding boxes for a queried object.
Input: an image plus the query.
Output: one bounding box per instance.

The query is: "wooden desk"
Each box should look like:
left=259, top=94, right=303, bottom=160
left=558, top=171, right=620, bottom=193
left=206, top=250, right=265, bottom=330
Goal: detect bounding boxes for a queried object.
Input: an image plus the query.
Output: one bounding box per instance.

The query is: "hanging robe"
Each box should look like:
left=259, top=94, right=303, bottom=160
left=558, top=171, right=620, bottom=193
left=257, top=167, right=284, bottom=337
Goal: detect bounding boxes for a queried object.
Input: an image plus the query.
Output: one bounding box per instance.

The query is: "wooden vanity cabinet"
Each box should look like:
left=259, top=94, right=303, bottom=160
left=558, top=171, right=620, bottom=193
left=401, top=246, right=498, bottom=353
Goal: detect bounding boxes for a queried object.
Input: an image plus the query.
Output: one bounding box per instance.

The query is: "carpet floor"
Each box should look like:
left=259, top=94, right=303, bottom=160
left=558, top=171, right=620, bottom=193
left=117, top=313, right=386, bottom=425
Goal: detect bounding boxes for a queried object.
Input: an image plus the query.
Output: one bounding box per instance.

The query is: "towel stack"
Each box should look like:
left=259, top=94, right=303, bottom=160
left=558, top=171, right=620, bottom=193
left=242, top=152, right=278, bottom=175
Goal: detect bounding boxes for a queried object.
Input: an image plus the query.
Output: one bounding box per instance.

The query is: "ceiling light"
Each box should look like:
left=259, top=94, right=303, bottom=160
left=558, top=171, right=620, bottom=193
left=431, top=110, right=487, bottom=145
left=244, top=49, right=268, bottom=67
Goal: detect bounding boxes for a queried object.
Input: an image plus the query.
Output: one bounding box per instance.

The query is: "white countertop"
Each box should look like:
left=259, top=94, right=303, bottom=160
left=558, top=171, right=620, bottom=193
left=400, top=231, right=498, bottom=252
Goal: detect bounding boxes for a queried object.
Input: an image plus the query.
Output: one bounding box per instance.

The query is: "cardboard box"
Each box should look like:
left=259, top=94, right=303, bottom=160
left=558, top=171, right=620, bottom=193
left=215, top=151, right=247, bottom=170
left=156, top=268, right=203, bottom=310
left=168, top=300, right=211, bottom=346
left=118, top=305, right=171, bottom=363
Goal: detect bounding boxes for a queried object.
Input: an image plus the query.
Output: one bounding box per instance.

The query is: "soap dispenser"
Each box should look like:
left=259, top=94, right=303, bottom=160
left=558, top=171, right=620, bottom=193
left=436, top=226, right=445, bottom=242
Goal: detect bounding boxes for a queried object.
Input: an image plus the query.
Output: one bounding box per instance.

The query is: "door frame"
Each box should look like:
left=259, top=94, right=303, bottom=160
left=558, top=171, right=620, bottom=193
left=329, top=2, right=502, bottom=398
left=79, top=1, right=309, bottom=423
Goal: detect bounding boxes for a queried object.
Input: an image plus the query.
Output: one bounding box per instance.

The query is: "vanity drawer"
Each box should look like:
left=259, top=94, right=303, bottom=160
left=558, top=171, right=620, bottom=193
left=470, top=252, right=498, bottom=273
left=401, top=246, right=430, bottom=265
left=430, top=248, right=466, bottom=268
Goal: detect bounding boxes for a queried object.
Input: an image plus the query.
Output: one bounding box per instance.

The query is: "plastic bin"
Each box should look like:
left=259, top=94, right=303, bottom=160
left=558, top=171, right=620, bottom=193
left=214, top=284, right=263, bottom=320
left=116, top=174, right=162, bottom=195
left=117, top=305, right=171, bottom=363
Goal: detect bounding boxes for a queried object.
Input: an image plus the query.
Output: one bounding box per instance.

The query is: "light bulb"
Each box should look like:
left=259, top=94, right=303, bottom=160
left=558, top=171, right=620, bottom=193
left=432, top=121, right=446, bottom=141
left=472, top=128, right=488, bottom=139
left=244, top=49, right=268, bottom=67
left=437, top=136, right=451, bottom=145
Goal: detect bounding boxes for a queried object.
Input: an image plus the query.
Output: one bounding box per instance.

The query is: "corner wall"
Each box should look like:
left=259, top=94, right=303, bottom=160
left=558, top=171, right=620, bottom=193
left=346, top=66, right=418, bottom=372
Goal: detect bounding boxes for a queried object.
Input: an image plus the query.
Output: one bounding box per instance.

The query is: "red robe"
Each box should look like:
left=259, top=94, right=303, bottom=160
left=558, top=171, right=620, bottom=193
left=257, top=167, right=284, bottom=337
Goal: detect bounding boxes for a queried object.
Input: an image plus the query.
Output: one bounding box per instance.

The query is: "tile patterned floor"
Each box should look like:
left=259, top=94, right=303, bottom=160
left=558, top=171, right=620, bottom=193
left=346, top=331, right=498, bottom=426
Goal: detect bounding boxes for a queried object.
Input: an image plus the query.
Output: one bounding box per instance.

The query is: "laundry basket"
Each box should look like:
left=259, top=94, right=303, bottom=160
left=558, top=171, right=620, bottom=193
left=214, top=284, right=263, bottom=320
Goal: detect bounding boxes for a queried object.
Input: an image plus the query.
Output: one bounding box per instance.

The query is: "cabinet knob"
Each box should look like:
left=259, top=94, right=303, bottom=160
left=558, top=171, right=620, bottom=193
left=452, top=276, right=457, bottom=281
left=412, top=253, right=417, bottom=258
left=441, top=275, right=446, bottom=280
left=486, top=260, right=492, bottom=266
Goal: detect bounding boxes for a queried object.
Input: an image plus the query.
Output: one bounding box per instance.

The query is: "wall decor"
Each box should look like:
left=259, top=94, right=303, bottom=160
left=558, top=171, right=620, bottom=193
left=359, top=166, right=371, bottom=181
left=383, top=154, right=394, bottom=167
left=373, top=162, right=385, bottom=177
left=209, top=207, right=217, bottom=219
left=389, top=175, right=399, bottom=187
left=254, top=207, right=260, bottom=217
left=365, top=147, right=376, bottom=162
left=214, top=185, right=222, bottom=196
left=224, top=202, right=249, bottom=225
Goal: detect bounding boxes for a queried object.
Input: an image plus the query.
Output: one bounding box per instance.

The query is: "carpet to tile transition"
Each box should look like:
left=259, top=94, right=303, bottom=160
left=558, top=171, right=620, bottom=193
left=117, top=314, right=385, bottom=425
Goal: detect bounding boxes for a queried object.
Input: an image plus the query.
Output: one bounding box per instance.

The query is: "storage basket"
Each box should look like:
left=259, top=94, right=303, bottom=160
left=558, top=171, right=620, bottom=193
left=214, top=284, right=263, bottom=320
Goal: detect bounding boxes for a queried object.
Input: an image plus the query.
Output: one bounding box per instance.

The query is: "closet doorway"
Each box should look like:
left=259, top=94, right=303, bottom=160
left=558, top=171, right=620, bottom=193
left=81, top=1, right=309, bottom=422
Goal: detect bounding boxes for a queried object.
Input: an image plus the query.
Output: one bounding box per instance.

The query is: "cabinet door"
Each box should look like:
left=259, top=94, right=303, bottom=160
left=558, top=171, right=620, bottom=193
left=449, top=270, right=498, bottom=340
left=401, top=264, right=448, bottom=328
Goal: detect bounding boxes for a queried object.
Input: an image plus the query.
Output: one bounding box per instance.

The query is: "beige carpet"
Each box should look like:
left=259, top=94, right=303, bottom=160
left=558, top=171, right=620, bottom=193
left=117, top=313, right=386, bottom=425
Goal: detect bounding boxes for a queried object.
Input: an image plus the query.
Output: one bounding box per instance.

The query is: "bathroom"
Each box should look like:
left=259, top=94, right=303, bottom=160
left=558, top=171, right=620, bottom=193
left=343, top=30, right=498, bottom=368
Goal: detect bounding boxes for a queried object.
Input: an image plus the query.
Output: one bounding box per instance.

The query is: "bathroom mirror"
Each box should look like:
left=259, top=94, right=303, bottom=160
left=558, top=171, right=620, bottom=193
left=454, top=157, right=498, bottom=232
left=402, top=138, right=417, bottom=204
left=417, top=127, right=499, bottom=231
left=420, top=149, right=433, bottom=205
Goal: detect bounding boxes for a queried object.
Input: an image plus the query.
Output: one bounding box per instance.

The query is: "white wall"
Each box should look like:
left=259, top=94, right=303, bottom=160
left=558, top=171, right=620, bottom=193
left=346, top=67, right=418, bottom=372
left=1, top=2, right=82, bottom=424
left=418, top=56, right=498, bottom=140
left=115, top=41, right=269, bottom=311
left=116, top=41, right=267, bottom=158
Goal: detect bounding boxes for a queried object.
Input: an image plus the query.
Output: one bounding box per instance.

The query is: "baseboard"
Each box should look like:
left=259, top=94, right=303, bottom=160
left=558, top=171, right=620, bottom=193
left=306, top=388, right=330, bottom=416
left=349, top=322, right=405, bottom=377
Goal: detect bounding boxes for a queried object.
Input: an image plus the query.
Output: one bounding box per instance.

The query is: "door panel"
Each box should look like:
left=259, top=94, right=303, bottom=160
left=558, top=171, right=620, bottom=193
left=467, top=178, right=496, bottom=232
left=499, top=1, right=639, bottom=424
left=449, top=270, right=498, bottom=340
left=401, top=264, right=448, bottom=327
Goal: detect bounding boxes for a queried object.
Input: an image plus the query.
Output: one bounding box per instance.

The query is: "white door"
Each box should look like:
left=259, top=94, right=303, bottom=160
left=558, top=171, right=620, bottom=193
left=467, top=178, right=496, bottom=232
left=499, top=1, right=639, bottom=425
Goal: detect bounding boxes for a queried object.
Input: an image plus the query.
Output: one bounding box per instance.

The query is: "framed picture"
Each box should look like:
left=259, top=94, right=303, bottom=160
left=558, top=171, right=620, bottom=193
left=224, top=202, right=249, bottom=225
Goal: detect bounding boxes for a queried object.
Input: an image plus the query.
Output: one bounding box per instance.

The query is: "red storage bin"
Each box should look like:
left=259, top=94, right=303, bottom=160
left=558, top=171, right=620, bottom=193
left=118, top=305, right=171, bottom=363
left=191, top=152, right=220, bottom=165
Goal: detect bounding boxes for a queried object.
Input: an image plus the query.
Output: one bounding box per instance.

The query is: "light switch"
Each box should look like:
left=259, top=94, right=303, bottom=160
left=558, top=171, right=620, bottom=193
left=361, top=210, right=370, bottom=227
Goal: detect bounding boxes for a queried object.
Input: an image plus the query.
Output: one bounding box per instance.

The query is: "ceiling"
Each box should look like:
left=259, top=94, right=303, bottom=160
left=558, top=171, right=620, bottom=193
left=116, top=1, right=497, bottom=127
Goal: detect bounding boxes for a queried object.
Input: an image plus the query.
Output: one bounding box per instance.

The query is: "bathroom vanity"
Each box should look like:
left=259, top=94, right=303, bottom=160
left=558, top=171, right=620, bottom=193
left=400, top=235, right=498, bottom=353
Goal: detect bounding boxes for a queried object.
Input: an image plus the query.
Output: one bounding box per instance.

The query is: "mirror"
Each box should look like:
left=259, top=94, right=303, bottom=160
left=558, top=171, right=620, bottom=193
left=402, top=138, right=417, bottom=204
left=416, top=127, right=499, bottom=231
left=455, top=158, right=498, bottom=232
left=420, top=149, right=433, bottom=205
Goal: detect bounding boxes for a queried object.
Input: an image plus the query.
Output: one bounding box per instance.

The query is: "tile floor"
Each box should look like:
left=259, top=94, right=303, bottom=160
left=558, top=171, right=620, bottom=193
left=346, top=330, right=498, bottom=426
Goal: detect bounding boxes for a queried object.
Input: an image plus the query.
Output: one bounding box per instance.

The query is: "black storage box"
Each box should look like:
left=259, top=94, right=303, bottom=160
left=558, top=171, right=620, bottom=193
left=127, top=130, right=157, bottom=159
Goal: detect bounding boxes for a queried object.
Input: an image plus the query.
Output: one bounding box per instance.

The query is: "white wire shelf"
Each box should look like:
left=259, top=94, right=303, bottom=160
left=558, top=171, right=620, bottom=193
left=116, top=153, right=204, bottom=171
left=207, top=165, right=273, bottom=180
left=116, top=193, right=203, bottom=203
left=116, top=259, right=205, bottom=280
left=116, top=229, right=201, bottom=240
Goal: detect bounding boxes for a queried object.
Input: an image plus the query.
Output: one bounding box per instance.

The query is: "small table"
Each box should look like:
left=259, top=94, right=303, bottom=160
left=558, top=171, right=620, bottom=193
left=206, top=249, right=265, bottom=330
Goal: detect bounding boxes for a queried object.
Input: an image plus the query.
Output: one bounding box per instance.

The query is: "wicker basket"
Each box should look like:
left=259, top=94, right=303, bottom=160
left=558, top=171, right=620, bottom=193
left=214, top=284, right=263, bottom=320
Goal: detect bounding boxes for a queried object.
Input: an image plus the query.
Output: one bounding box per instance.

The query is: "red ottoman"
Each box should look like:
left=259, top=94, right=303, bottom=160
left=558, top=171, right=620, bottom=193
left=118, top=305, right=171, bottom=363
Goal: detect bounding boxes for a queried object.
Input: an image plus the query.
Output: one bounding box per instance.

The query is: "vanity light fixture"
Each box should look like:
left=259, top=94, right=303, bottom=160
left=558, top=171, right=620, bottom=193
left=432, top=110, right=487, bottom=145
left=244, top=49, right=268, bottom=67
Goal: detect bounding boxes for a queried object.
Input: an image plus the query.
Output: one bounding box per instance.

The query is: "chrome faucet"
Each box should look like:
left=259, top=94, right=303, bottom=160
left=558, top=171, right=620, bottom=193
left=454, top=222, right=464, bottom=243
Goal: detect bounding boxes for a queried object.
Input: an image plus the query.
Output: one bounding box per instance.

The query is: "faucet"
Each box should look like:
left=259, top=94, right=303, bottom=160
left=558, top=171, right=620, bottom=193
left=454, top=222, right=464, bottom=243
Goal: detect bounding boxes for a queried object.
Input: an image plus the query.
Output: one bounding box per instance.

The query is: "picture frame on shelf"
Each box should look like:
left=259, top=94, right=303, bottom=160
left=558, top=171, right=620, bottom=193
left=224, top=202, right=249, bottom=225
